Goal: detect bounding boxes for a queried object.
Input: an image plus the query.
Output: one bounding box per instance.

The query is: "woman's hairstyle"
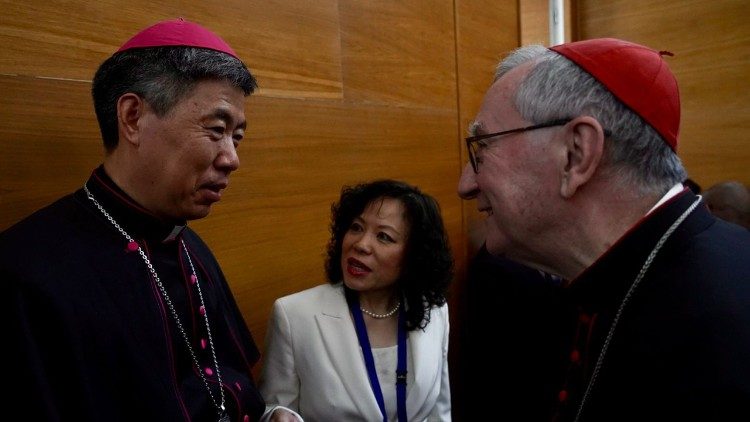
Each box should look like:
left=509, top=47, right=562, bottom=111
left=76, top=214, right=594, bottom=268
left=325, top=180, right=453, bottom=331
left=92, top=47, right=257, bottom=151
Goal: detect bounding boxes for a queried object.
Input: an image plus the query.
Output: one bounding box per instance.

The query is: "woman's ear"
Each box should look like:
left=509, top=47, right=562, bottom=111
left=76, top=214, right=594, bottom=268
left=560, top=116, right=605, bottom=198
left=116, top=93, right=145, bottom=147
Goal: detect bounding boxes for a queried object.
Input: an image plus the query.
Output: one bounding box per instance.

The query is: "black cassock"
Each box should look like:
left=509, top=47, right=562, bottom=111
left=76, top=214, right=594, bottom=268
left=2, top=166, right=265, bottom=421
left=555, top=190, right=750, bottom=421
left=462, top=189, right=750, bottom=422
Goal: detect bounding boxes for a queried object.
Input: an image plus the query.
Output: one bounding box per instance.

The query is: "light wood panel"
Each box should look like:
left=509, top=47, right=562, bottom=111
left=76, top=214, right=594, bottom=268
left=0, top=0, right=343, bottom=99
left=339, top=0, right=458, bottom=107
left=578, top=0, right=750, bottom=187
left=195, top=0, right=344, bottom=99
left=0, top=75, right=101, bottom=228
left=0, top=0, right=174, bottom=80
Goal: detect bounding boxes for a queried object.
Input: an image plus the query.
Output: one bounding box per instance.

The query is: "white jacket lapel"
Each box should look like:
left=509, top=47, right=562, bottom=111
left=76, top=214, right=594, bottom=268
left=314, top=286, right=382, bottom=419
left=406, top=309, right=442, bottom=418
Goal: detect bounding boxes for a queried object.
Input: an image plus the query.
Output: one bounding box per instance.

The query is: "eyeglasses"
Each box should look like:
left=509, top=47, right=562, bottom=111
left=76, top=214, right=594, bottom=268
left=465, top=118, right=572, bottom=173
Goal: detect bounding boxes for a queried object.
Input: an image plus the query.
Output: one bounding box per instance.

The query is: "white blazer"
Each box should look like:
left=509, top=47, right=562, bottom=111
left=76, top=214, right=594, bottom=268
left=259, top=283, right=451, bottom=421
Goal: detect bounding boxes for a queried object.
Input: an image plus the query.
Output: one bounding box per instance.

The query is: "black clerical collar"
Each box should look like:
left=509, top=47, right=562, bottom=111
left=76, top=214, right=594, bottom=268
left=82, top=166, right=187, bottom=243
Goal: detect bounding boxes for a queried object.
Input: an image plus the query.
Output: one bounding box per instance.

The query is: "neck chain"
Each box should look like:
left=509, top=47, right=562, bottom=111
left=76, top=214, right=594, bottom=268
left=84, top=185, right=228, bottom=422
left=360, top=301, right=400, bottom=319
left=574, top=195, right=702, bottom=422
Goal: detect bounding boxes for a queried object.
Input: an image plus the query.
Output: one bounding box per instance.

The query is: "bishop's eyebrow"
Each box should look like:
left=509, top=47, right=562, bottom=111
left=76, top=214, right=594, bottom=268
left=210, top=108, right=247, bottom=131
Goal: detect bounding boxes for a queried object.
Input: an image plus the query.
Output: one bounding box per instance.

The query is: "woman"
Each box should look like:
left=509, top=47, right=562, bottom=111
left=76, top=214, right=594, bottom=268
left=260, top=180, right=453, bottom=421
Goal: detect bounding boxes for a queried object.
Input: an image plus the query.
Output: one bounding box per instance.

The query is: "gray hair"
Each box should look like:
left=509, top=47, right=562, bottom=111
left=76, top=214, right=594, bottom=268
left=92, top=47, right=257, bottom=151
left=496, top=45, right=686, bottom=196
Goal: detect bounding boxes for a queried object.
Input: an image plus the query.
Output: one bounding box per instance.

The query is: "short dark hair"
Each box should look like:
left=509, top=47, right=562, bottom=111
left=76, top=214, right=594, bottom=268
left=92, top=47, right=257, bottom=151
left=325, top=180, right=454, bottom=331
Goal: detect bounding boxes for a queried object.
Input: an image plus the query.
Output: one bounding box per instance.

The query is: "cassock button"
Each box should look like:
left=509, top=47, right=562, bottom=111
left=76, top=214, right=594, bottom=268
left=204, top=367, right=213, bottom=376
left=558, top=389, right=568, bottom=402
left=190, top=274, right=197, bottom=284
left=570, top=349, right=580, bottom=363
left=201, top=338, right=207, bottom=349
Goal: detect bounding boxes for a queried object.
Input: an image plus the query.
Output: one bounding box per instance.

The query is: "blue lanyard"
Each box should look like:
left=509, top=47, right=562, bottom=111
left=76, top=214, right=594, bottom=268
left=347, top=293, right=408, bottom=422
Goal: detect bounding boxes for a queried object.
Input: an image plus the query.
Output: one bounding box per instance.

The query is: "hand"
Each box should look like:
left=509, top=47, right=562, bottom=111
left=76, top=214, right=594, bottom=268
left=269, top=408, right=301, bottom=422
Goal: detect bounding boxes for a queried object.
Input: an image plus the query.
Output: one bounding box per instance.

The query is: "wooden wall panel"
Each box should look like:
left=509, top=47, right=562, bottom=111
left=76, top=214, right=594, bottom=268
left=0, top=75, right=100, bottom=228
left=339, top=0, right=457, bottom=107
left=577, top=0, right=750, bottom=187
left=199, top=0, right=344, bottom=99
left=0, top=0, right=343, bottom=99
left=0, top=0, right=180, bottom=80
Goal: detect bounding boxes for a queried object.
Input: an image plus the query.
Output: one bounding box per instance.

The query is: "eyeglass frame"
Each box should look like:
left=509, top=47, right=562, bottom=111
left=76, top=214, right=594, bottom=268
left=465, top=118, right=572, bottom=173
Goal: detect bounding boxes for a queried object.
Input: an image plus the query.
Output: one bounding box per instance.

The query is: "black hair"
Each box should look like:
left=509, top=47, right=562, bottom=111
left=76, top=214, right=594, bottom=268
left=325, top=180, right=454, bottom=331
left=92, top=47, right=257, bottom=151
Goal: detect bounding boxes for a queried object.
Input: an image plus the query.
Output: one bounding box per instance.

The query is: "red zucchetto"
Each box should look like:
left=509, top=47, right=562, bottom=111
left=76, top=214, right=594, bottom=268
left=116, top=17, right=238, bottom=59
left=550, top=38, right=680, bottom=151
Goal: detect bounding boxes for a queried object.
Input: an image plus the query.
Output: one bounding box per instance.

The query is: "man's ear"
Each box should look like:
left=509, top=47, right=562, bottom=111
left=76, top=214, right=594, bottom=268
left=560, top=116, right=605, bottom=198
left=116, top=93, right=145, bottom=147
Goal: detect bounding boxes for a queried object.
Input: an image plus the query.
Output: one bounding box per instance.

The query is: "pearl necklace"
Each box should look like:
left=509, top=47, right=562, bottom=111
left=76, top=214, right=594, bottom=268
left=84, top=185, right=228, bottom=422
left=573, top=195, right=702, bottom=422
left=360, top=301, right=400, bottom=319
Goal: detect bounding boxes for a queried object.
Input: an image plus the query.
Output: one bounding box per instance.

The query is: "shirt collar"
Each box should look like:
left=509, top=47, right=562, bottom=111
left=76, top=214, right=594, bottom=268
left=646, top=183, right=684, bottom=215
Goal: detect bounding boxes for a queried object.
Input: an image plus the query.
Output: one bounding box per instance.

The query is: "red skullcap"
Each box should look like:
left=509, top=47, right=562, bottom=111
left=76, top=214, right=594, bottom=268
left=116, top=18, right=238, bottom=59
left=550, top=38, right=680, bottom=151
